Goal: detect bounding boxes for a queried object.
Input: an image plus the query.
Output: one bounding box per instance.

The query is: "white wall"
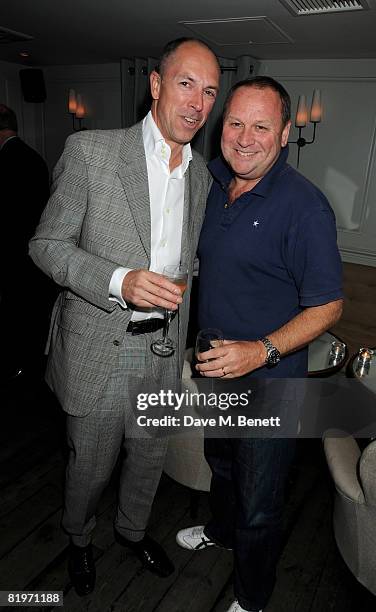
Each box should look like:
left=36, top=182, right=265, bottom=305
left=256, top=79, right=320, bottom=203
left=259, top=58, right=376, bottom=267
left=42, top=63, right=121, bottom=171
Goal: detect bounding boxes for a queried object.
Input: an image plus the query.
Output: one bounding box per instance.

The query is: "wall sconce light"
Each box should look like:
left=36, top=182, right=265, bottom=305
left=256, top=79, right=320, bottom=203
left=68, top=88, right=86, bottom=131
left=289, top=89, right=322, bottom=168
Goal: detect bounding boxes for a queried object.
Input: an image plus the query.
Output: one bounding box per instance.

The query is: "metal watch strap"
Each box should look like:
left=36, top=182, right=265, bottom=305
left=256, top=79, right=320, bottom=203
left=259, top=336, right=281, bottom=366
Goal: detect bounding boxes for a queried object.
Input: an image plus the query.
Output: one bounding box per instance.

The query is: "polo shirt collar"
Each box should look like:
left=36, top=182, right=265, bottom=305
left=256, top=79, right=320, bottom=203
left=208, top=145, right=290, bottom=197
left=0, top=135, right=17, bottom=151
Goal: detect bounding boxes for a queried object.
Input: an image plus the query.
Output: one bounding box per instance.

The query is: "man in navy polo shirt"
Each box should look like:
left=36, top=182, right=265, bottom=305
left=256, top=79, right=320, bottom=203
left=176, top=77, right=343, bottom=612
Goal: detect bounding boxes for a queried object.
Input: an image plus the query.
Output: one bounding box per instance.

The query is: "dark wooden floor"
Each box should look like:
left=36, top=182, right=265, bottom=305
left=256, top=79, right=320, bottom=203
left=1, top=375, right=375, bottom=612
left=331, top=262, right=376, bottom=357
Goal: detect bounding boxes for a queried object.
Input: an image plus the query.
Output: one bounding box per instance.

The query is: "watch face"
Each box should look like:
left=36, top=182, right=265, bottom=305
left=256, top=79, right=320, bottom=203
left=267, top=348, right=281, bottom=366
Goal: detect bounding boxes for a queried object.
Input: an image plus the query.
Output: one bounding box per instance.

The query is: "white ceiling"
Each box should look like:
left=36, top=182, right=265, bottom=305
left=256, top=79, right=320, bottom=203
left=1, top=0, right=376, bottom=66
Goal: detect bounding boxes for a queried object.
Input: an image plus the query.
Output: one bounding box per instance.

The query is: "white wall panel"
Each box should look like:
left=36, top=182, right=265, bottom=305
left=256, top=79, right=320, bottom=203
left=260, top=59, right=376, bottom=266
left=43, top=63, right=121, bottom=171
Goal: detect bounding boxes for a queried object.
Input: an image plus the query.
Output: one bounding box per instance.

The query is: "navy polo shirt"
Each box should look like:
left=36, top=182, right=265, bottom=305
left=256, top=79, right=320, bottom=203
left=197, top=146, right=343, bottom=378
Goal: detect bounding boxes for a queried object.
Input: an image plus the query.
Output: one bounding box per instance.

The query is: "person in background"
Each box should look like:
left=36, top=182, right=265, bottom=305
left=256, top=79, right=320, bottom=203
left=29, top=38, right=220, bottom=597
left=0, top=104, right=53, bottom=382
left=176, top=77, right=343, bottom=612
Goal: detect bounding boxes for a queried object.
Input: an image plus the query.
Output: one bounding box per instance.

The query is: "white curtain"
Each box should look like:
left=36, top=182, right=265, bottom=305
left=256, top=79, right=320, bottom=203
left=120, top=55, right=260, bottom=160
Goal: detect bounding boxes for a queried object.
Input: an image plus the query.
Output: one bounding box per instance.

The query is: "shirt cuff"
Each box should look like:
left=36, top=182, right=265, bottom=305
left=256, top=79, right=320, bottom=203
left=109, top=267, right=133, bottom=309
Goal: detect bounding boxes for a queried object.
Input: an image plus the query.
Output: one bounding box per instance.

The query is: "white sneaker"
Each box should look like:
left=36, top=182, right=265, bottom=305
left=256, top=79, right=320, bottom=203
left=176, top=525, right=216, bottom=550
left=226, top=601, right=263, bottom=612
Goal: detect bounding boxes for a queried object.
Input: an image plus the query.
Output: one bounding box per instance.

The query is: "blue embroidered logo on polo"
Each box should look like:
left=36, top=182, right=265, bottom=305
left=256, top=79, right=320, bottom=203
left=253, top=220, right=260, bottom=228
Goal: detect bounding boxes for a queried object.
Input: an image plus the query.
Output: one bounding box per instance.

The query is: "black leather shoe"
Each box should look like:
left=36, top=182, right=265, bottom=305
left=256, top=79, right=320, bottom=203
left=68, top=543, right=96, bottom=596
left=114, top=531, right=174, bottom=577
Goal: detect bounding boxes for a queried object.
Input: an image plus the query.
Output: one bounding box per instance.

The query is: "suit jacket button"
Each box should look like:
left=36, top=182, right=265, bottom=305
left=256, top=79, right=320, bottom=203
left=113, top=340, right=120, bottom=346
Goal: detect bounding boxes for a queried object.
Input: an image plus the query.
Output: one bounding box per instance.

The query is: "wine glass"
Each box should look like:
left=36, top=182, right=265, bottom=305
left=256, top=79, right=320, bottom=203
left=356, top=347, right=374, bottom=377
left=195, top=328, right=224, bottom=362
left=151, top=264, right=188, bottom=357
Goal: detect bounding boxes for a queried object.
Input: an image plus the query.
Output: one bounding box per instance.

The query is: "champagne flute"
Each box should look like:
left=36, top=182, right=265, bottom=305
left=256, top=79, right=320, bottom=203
left=195, top=328, right=224, bottom=362
left=151, top=264, right=188, bottom=357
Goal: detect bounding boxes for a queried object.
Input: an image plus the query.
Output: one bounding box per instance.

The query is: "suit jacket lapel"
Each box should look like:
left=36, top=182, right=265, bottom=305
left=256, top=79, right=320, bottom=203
left=180, top=169, right=191, bottom=270
left=181, top=154, right=205, bottom=267
left=117, top=124, right=206, bottom=271
left=117, top=122, right=151, bottom=263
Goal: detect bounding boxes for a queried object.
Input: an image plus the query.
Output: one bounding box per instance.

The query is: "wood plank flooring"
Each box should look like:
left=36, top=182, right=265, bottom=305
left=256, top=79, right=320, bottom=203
left=332, top=262, right=376, bottom=357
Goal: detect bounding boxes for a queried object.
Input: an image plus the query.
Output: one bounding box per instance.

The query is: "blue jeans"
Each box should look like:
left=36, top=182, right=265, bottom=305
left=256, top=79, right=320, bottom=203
left=204, top=437, right=296, bottom=611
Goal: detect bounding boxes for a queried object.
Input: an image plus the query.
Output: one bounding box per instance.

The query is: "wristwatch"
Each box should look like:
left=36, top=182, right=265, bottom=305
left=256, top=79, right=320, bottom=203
left=259, top=337, right=281, bottom=367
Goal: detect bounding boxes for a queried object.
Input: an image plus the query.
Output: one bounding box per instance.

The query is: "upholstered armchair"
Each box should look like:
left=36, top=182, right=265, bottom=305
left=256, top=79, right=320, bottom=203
left=323, top=431, right=376, bottom=596
left=163, top=349, right=211, bottom=493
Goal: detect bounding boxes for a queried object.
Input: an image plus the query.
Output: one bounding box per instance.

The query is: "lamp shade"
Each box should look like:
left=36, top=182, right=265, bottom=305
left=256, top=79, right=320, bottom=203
left=310, top=89, right=322, bottom=123
left=68, top=88, right=77, bottom=114
left=75, top=94, right=85, bottom=119
left=295, top=95, right=308, bottom=127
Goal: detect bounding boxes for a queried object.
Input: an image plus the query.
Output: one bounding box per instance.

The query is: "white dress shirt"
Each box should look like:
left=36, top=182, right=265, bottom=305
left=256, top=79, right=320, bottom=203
left=109, top=111, right=192, bottom=320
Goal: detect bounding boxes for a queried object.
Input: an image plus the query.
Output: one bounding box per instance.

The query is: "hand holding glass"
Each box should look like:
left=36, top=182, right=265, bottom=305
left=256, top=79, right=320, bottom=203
left=195, top=328, right=224, bottom=362
left=151, top=264, right=188, bottom=357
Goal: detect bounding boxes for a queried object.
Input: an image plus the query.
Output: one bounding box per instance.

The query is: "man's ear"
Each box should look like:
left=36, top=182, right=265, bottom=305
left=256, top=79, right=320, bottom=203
left=150, top=70, right=161, bottom=101
left=281, top=120, right=291, bottom=147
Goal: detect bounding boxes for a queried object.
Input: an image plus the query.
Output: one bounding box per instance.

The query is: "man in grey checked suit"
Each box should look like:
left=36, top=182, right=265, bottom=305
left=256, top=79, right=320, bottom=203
left=29, top=38, right=220, bottom=596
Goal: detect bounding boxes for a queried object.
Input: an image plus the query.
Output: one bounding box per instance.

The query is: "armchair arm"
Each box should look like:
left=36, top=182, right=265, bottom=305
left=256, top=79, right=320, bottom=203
left=359, top=441, right=376, bottom=505
left=323, top=431, right=364, bottom=503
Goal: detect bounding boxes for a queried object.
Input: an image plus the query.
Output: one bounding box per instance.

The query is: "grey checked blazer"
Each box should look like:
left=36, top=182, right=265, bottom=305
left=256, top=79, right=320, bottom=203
left=29, top=122, right=210, bottom=416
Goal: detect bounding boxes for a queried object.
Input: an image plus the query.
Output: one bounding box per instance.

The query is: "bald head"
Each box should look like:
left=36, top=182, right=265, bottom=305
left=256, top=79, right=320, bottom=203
left=157, top=37, right=220, bottom=79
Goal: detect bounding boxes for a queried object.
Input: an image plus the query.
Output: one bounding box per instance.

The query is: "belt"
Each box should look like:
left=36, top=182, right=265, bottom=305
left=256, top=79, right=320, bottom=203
left=126, top=318, right=165, bottom=335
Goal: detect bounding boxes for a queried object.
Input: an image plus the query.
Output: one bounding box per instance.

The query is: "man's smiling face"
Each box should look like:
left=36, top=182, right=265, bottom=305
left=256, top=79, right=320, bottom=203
left=150, top=41, right=220, bottom=152
left=221, top=85, right=291, bottom=189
